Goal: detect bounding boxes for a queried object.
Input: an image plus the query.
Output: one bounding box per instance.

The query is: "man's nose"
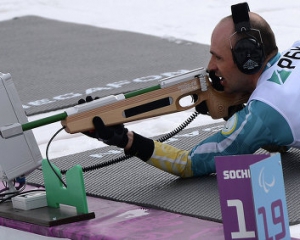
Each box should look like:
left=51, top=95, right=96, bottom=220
left=207, top=57, right=217, bottom=73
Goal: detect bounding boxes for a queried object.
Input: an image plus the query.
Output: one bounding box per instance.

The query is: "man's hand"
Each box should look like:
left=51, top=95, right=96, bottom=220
left=92, top=116, right=129, bottom=148
left=77, top=96, right=129, bottom=148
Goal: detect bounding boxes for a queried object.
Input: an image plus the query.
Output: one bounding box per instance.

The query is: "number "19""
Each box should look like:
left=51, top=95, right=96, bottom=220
left=228, top=199, right=286, bottom=239
left=258, top=199, right=286, bottom=240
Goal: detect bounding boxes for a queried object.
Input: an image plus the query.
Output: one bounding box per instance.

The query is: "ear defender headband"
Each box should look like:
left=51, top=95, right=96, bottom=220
left=230, top=2, right=265, bottom=74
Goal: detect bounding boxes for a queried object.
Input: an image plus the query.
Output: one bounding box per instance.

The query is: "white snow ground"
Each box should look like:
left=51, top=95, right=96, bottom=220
left=0, top=0, right=300, bottom=239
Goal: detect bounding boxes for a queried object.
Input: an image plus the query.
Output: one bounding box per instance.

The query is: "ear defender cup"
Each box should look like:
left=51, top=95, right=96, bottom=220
left=232, top=37, right=265, bottom=75
left=230, top=2, right=265, bottom=75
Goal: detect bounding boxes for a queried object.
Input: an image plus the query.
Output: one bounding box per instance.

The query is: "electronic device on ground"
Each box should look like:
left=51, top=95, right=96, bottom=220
left=0, top=73, right=43, bottom=197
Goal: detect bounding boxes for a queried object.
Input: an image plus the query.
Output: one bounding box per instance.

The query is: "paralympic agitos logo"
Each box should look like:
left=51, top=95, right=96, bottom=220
left=267, top=69, right=291, bottom=85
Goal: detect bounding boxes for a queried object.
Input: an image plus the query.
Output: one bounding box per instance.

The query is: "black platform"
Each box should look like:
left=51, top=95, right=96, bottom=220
left=0, top=202, right=95, bottom=227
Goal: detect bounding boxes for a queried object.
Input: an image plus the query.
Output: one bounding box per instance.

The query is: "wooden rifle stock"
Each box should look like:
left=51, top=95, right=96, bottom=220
left=16, top=68, right=249, bottom=136
left=61, top=68, right=250, bottom=134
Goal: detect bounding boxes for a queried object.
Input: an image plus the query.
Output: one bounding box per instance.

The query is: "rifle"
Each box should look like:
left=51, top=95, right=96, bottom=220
left=1, top=68, right=250, bottom=138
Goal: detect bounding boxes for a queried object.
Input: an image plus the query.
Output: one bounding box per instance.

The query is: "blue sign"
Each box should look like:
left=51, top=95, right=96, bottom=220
left=250, top=153, right=290, bottom=239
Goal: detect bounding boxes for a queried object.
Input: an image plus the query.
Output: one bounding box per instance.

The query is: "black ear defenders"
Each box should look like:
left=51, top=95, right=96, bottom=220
left=231, top=2, right=265, bottom=74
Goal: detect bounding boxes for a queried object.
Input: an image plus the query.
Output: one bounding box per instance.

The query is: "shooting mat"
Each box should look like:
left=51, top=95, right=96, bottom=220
left=0, top=16, right=209, bottom=116
left=27, top=122, right=300, bottom=225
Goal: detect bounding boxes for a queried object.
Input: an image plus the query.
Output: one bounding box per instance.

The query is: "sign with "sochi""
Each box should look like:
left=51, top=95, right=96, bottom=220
left=215, top=153, right=290, bottom=240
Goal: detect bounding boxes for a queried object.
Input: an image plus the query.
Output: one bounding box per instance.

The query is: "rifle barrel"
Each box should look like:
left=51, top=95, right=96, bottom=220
left=22, top=112, right=68, bottom=131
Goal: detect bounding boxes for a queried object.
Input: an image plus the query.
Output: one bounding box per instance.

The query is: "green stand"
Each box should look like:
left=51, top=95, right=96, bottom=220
left=0, top=160, right=95, bottom=227
left=42, top=159, right=88, bottom=214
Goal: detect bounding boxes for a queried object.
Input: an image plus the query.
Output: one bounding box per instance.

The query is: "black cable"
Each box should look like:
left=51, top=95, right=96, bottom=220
left=65, top=154, right=133, bottom=174
left=45, top=126, right=67, bottom=187
left=156, top=111, right=199, bottom=142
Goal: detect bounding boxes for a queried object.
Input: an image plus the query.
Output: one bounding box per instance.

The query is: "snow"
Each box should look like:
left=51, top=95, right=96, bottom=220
left=0, top=0, right=300, bottom=238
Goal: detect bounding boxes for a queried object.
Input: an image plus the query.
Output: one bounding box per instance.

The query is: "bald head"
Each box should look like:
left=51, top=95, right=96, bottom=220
left=207, top=10, right=278, bottom=93
left=212, top=12, right=278, bottom=58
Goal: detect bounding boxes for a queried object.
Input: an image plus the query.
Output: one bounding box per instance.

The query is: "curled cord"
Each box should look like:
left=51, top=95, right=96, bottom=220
left=60, top=111, right=199, bottom=174
left=45, top=126, right=67, bottom=187
left=156, top=111, right=199, bottom=142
